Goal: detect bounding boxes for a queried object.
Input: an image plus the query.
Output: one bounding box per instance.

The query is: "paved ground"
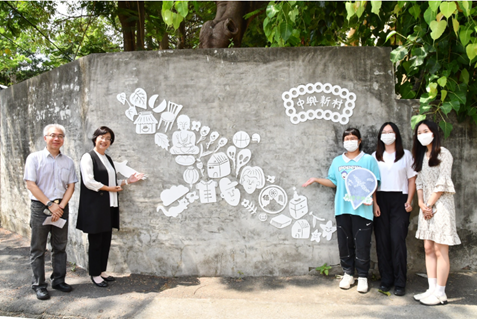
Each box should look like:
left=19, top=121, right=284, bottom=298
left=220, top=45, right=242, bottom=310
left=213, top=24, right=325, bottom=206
left=0, top=227, right=476, bottom=319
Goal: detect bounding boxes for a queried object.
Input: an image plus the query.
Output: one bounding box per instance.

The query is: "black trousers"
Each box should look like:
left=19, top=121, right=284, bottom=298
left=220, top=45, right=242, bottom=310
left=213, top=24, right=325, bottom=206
left=336, top=214, right=373, bottom=278
left=88, top=231, right=112, bottom=276
left=374, top=191, right=410, bottom=288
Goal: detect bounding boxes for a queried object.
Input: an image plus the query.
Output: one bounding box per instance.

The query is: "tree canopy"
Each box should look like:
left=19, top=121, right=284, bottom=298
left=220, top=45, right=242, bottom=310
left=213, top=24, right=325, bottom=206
left=1, top=1, right=476, bottom=136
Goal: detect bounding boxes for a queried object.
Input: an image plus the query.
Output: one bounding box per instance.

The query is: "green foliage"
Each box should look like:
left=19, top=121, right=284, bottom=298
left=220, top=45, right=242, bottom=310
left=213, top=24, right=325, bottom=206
left=316, top=263, right=332, bottom=276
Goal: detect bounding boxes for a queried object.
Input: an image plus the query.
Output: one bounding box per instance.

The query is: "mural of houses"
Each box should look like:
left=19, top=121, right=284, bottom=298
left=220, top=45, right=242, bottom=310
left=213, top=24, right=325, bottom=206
left=207, top=152, right=231, bottom=178
left=134, top=111, right=158, bottom=134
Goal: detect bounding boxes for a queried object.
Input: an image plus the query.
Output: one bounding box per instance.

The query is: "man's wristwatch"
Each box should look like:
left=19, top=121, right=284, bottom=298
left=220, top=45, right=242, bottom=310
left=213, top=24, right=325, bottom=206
left=47, top=201, right=53, bottom=207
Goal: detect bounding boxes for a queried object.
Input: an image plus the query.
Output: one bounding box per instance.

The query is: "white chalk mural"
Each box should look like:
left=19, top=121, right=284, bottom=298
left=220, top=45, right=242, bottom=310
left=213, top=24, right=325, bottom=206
left=282, top=82, right=356, bottom=125
left=115, top=87, right=347, bottom=244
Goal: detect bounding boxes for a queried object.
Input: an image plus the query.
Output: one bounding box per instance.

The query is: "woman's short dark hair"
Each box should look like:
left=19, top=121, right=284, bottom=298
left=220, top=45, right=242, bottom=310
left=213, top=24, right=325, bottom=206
left=342, top=127, right=363, bottom=151
left=92, top=126, right=115, bottom=146
left=375, top=122, right=404, bottom=162
left=412, top=119, right=441, bottom=172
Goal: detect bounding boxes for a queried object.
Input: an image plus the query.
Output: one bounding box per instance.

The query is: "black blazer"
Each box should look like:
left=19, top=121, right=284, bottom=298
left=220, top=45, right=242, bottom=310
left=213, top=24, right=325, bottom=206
left=76, top=150, right=119, bottom=234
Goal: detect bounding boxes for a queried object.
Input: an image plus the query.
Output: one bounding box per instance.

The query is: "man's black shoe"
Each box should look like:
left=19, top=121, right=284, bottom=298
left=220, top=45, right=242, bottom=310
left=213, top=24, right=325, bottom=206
left=379, top=285, right=391, bottom=292
left=394, top=287, right=406, bottom=296
left=52, top=282, right=73, bottom=293
left=34, top=288, right=50, bottom=300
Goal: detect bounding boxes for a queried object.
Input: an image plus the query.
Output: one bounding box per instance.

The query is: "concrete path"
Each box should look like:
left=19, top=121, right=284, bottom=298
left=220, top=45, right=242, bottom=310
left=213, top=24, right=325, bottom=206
left=1, top=228, right=476, bottom=319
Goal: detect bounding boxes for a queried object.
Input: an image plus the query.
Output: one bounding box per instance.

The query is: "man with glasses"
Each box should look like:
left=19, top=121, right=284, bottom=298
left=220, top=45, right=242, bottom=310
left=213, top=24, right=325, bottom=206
left=24, top=124, right=78, bottom=300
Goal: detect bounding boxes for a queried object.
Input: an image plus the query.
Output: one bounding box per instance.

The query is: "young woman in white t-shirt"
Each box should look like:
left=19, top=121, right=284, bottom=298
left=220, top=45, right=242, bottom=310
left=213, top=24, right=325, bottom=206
left=372, top=122, right=416, bottom=296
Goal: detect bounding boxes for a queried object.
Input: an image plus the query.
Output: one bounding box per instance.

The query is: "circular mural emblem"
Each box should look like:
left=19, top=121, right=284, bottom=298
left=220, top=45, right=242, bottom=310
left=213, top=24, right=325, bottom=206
left=258, top=185, right=288, bottom=214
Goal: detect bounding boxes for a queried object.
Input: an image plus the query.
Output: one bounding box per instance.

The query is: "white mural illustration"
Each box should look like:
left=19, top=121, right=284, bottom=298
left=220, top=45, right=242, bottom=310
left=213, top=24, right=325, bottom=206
left=235, top=149, right=251, bottom=176
left=241, top=199, right=258, bottom=215
left=158, top=101, right=183, bottom=132
left=160, top=185, right=189, bottom=207
left=289, top=187, right=308, bottom=219
left=219, top=178, right=241, bottom=206
left=310, top=229, right=322, bottom=243
left=191, top=121, right=201, bottom=131
left=207, top=152, right=231, bottom=178
left=309, top=211, right=326, bottom=228
left=134, top=112, right=158, bottom=134
left=186, top=191, right=199, bottom=203
left=266, top=175, right=275, bottom=183
left=206, top=131, right=219, bottom=149
left=175, top=155, right=196, bottom=166
left=157, top=198, right=189, bottom=218
left=226, top=146, right=236, bottom=171
left=292, top=219, right=311, bottom=239
left=239, top=166, right=265, bottom=194
left=251, top=133, right=260, bottom=143
left=259, top=185, right=288, bottom=214
left=282, top=82, right=357, bottom=125
left=270, top=214, right=292, bottom=229
left=320, top=220, right=337, bottom=241
left=183, top=166, right=199, bottom=188
left=196, top=126, right=210, bottom=144
left=258, top=213, right=268, bottom=222
left=170, top=115, right=200, bottom=155
left=114, top=160, right=147, bottom=180
left=233, top=131, right=250, bottom=149
left=196, top=180, right=218, bottom=204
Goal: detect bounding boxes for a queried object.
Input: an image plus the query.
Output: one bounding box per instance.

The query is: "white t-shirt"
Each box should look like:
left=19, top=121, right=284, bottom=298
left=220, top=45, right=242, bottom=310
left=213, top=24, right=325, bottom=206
left=372, top=149, right=417, bottom=194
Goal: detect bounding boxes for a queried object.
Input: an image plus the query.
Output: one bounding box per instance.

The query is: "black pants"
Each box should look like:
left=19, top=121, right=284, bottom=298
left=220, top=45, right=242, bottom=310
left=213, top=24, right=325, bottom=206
left=88, top=231, right=112, bottom=276
left=336, top=214, right=373, bottom=278
left=374, top=191, right=410, bottom=288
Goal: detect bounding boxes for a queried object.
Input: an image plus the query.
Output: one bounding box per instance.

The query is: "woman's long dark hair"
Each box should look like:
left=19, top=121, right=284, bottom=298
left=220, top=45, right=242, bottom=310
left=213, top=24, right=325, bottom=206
left=412, top=120, right=441, bottom=172
left=375, top=122, right=404, bottom=162
left=342, top=127, right=363, bottom=151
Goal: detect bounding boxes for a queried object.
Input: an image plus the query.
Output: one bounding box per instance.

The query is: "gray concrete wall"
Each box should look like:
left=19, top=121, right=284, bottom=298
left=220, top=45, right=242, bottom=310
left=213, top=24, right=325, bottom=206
left=1, top=47, right=475, bottom=276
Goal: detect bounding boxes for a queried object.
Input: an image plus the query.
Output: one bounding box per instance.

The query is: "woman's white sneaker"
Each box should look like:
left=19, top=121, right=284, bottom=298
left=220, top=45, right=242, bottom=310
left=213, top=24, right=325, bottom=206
left=420, top=293, right=448, bottom=306
left=413, top=289, right=434, bottom=301
left=339, top=273, right=355, bottom=289
left=357, top=277, right=368, bottom=293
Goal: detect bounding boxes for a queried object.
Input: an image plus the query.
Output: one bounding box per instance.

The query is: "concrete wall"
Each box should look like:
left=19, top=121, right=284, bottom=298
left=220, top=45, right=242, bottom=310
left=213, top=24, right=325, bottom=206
left=1, top=47, right=475, bottom=276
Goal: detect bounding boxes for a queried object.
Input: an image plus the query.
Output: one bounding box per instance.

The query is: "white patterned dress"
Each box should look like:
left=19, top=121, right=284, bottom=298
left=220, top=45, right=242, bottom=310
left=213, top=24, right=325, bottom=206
left=415, top=147, right=461, bottom=245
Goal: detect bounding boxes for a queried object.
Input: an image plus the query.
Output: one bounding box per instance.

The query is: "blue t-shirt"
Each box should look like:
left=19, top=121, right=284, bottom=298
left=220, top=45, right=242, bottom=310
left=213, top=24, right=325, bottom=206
left=327, top=152, right=381, bottom=221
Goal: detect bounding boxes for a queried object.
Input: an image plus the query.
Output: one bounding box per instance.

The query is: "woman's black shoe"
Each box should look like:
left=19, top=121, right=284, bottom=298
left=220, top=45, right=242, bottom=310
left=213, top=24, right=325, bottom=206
left=101, top=276, right=115, bottom=282
left=91, top=276, right=108, bottom=288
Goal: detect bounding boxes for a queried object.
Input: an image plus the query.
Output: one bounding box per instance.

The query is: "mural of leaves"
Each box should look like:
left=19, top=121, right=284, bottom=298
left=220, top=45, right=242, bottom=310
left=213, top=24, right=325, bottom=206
left=117, top=92, right=126, bottom=105
left=130, top=88, right=147, bottom=109
left=155, top=133, right=170, bottom=151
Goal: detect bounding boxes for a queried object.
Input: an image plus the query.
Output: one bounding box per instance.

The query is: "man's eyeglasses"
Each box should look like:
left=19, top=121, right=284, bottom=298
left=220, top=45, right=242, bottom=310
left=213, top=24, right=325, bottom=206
left=45, top=134, right=65, bottom=140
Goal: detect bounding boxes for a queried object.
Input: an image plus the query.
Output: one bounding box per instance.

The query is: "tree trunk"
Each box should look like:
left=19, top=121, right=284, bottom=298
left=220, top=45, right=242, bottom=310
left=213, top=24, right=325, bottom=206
left=177, top=21, right=186, bottom=49
left=136, top=1, right=145, bottom=50
left=118, top=1, right=137, bottom=51
left=160, top=32, right=169, bottom=50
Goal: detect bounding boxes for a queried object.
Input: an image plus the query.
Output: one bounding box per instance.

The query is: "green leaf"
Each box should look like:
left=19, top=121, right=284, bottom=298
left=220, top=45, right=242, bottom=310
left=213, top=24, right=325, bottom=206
left=172, top=12, right=183, bottom=30
left=390, top=46, right=408, bottom=63
left=244, top=8, right=263, bottom=20
left=279, top=21, right=293, bottom=42
left=466, top=43, right=477, bottom=62
left=355, top=2, right=365, bottom=18
left=345, top=2, right=355, bottom=21
left=427, top=82, right=438, bottom=99
left=174, top=1, right=189, bottom=18
left=0, top=27, right=4, bottom=34
left=266, top=4, right=279, bottom=18
left=449, top=99, right=460, bottom=112
left=324, top=269, right=329, bottom=276
left=424, top=7, right=437, bottom=25
left=430, top=20, right=447, bottom=40
left=428, top=1, right=441, bottom=12
left=459, top=28, right=473, bottom=46
left=441, top=89, right=447, bottom=101
left=437, top=76, right=447, bottom=87
left=439, top=2, right=456, bottom=19
left=439, top=121, right=453, bottom=139
left=452, top=18, right=459, bottom=36
left=409, top=4, right=421, bottom=20
left=441, top=102, right=453, bottom=115
left=385, top=31, right=397, bottom=43
left=162, top=9, right=173, bottom=27
left=371, top=1, right=381, bottom=16
left=400, top=82, right=416, bottom=99
left=458, top=1, right=470, bottom=17
left=460, top=68, right=469, bottom=84
left=289, top=7, right=299, bottom=23
left=411, top=114, right=427, bottom=129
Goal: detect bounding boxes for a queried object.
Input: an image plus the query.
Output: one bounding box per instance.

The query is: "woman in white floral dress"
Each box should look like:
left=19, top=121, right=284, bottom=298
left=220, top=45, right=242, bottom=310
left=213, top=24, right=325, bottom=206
left=411, top=120, right=461, bottom=306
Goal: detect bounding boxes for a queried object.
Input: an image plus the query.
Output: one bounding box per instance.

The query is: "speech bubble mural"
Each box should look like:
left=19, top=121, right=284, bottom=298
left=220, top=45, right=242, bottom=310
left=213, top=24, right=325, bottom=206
left=344, top=168, right=377, bottom=210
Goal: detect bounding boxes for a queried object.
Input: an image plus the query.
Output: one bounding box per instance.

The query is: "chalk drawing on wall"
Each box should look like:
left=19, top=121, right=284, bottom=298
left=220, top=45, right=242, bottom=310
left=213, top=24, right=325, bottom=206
left=196, top=160, right=205, bottom=177
left=170, top=115, right=199, bottom=155
left=236, top=149, right=251, bottom=176
left=207, top=152, right=231, bottom=178
left=311, top=229, right=322, bottom=243
left=134, top=112, right=158, bottom=134
left=292, top=219, right=311, bottom=239
left=197, top=126, right=210, bottom=144
left=175, top=155, right=196, bottom=166
left=158, top=101, right=183, bottom=132
left=259, top=185, right=288, bottom=214
left=213, top=137, right=228, bottom=153
left=266, top=175, right=275, bottom=183
left=270, top=214, right=292, bottom=229
left=258, top=213, right=268, bottom=222
left=282, top=82, right=357, bottom=125
left=114, top=160, right=147, bottom=180
left=233, top=131, right=251, bottom=149
left=152, top=99, right=167, bottom=113
left=206, top=131, right=219, bottom=149
left=148, top=94, right=159, bottom=109
left=125, top=107, right=137, bottom=121
left=320, top=220, right=337, bottom=241
left=186, top=191, right=199, bottom=203
left=219, top=178, right=241, bottom=206
left=309, top=211, right=325, bottom=228
left=160, top=185, right=189, bottom=207
left=241, top=199, right=257, bottom=215
left=191, top=121, right=201, bottom=131
left=226, top=146, right=236, bottom=171
left=289, top=187, right=308, bottom=219
left=196, top=180, right=218, bottom=203
left=251, top=133, right=260, bottom=143
left=157, top=198, right=189, bottom=218
left=130, top=88, right=147, bottom=110
left=155, top=133, right=170, bottom=151
left=239, top=166, right=265, bottom=194
left=183, top=166, right=199, bottom=188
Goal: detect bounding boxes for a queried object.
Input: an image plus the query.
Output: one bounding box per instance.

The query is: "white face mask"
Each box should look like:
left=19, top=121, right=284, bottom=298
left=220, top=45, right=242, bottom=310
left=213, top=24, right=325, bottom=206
left=344, top=140, right=359, bottom=152
left=380, top=133, right=396, bottom=145
left=418, top=132, right=434, bottom=146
